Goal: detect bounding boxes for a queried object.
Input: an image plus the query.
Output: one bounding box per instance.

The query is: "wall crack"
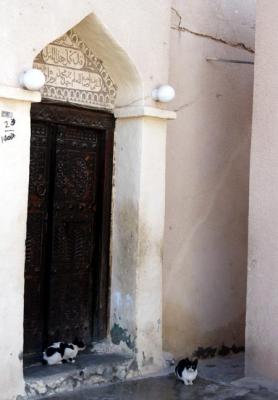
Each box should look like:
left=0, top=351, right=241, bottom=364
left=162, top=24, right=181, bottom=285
left=171, top=7, right=255, bottom=54
left=174, top=99, right=196, bottom=112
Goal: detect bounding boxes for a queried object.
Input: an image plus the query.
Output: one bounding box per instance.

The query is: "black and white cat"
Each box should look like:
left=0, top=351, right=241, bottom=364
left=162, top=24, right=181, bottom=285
left=175, top=358, right=198, bottom=385
left=42, top=339, right=86, bottom=365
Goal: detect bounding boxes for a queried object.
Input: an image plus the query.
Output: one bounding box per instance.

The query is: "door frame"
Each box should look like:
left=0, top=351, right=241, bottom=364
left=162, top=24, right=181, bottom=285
left=25, top=102, right=115, bottom=355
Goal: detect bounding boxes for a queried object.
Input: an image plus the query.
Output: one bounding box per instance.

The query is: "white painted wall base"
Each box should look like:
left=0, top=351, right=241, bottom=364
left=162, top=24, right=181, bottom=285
left=0, top=92, right=40, bottom=399
left=111, top=115, right=171, bottom=372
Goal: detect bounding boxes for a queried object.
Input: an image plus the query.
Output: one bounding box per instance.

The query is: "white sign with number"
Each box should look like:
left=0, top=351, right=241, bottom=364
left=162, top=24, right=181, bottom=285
left=0, top=111, right=16, bottom=144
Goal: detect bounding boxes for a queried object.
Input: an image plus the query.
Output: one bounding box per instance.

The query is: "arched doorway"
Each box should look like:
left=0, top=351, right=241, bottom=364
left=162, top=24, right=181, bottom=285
left=23, top=24, right=121, bottom=363
left=22, top=14, right=146, bottom=369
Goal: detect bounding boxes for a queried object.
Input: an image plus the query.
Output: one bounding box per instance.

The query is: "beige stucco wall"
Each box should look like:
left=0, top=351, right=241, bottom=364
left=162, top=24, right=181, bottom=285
left=0, top=1, right=173, bottom=398
left=163, top=0, right=256, bottom=358
left=245, top=0, right=278, bottom=380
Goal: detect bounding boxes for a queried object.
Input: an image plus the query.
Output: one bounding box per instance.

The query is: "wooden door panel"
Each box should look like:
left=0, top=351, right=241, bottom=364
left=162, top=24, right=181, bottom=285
left=24, top=123, right=51, bottom=356
left=24, top=104, right=114, bottom=362
left=47, top=125, right=100, bottom=344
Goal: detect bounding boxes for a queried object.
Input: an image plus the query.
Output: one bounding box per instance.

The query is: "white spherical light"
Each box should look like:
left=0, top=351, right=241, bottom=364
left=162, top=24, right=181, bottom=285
left=152, top=85, right=175, bottom=103
left=20, top=68, right=46, bottom=91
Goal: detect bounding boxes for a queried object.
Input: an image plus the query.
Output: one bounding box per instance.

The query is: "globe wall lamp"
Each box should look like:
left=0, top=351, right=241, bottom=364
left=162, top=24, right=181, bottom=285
left=151, top=85, right=175, bottom=103
left=19, top=68, right=46, bottom=91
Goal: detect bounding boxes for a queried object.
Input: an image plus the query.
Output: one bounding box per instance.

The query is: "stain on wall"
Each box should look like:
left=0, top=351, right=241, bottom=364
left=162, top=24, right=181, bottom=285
left=110, top=323, right=135, bottom=350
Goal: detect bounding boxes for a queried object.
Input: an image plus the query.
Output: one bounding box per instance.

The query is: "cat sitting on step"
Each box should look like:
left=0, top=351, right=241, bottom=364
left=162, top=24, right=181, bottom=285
left=42, top=338, right=86, bottom=365
left=175, top=358, right=198, bottom=385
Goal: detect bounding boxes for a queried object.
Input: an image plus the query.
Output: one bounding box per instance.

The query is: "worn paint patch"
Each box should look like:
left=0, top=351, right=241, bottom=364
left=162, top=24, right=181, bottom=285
left=142, top=351, right=154, bottom=367
left=193, top=346, right=217, bottom=359
left=110, top=324, right=135, bottom=350
left=193, top=344, right=245, bottom=359
left=218, top=344, right=245, bottom=356
left=129, top=359, right=139, bottom=371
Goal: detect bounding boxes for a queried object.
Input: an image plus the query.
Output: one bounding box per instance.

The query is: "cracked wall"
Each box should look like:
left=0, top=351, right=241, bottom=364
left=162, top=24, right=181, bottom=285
left=163, top=0, right=256, bottom=357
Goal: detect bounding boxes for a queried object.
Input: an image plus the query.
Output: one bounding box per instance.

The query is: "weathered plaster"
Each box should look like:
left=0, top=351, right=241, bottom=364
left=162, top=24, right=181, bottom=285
left=171, top=7, right=255, bottom=54
left=110, top=324, right=135, bottom=350
left=110, top=116, right=167, bottom=373
left=24, top=353, right=133, bottom=399
left=170, top=0, right=256, bottom=52
left=163, top=0, right=255, bottom=358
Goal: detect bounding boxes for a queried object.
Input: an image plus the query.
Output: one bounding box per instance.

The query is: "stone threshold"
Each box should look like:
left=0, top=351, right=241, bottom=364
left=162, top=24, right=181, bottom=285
left=24, top=352, right=134, bottom=399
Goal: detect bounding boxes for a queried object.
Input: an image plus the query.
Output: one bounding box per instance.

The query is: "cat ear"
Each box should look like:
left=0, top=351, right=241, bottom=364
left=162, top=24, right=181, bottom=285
left=193, top=358, right=198, bottom=367
left=73, top=337, right=85, bottom=349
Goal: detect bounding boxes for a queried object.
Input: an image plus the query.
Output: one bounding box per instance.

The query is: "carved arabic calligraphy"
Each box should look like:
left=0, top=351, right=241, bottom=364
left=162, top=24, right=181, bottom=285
left=37, top=64, right=102, bottom=92
left=34, top=29, right=117, bottom=109
left=42, top=45, right=85, bottom=69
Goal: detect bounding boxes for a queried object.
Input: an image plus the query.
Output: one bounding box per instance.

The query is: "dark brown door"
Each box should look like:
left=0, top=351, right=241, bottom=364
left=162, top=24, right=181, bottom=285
left=24, top=103, right=114, bottom=362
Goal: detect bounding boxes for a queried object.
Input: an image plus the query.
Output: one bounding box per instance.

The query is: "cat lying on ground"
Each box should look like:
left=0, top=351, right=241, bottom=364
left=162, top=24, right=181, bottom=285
left=42, top=339, right=86, bottom=365
left=175, top=358, right=198, bottom=385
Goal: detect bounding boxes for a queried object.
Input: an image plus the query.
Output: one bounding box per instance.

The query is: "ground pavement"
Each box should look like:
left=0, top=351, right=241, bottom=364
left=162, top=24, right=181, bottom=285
left=48, top=354, right=278, bottom=400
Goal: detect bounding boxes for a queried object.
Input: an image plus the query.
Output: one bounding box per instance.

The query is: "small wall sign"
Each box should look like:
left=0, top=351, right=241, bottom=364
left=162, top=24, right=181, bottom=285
left=1, top=111, right=16, bottom=144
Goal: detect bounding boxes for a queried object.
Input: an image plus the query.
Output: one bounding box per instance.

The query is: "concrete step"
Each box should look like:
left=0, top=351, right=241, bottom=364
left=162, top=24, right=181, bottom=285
left=24, top=353, right=134, bottom=398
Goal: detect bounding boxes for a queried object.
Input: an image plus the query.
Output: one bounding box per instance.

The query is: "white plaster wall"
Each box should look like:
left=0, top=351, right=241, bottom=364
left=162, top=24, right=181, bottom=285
left=136, top=117, right=166, bottom=370
left=163, top=0, right=256, bottom=357
left=110, top=115, right=168, bottom=372
left=0, top=98, right=32, bottom=399
left=245, top=0, right=278, bottom=380
left=110, top=117, right=142, bottom=340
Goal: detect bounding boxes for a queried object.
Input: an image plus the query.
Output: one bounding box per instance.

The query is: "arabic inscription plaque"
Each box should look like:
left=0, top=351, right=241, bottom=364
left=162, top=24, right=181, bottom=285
left=34, top=30, right=117, bottom=109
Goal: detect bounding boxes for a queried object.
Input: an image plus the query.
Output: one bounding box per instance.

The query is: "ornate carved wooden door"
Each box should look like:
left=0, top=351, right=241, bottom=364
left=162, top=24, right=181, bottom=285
left=24, top=104, right=114, bottom=362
